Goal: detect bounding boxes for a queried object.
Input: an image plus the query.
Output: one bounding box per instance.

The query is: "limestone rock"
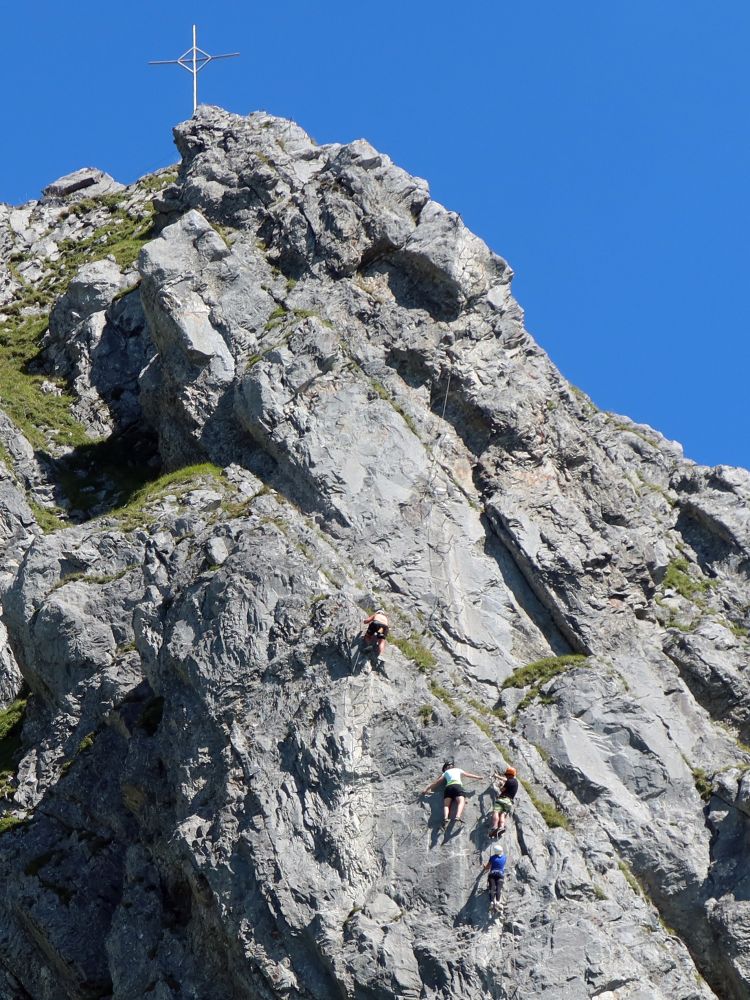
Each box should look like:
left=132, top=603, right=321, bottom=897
left=0, top=106, right=747, bottom=1000
left=43, top=260, right=154, bottom=435
left=42, top=167, right=124, bottom=201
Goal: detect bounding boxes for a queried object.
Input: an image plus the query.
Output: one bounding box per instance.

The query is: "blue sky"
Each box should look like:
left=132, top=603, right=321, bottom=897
left=2, top=2, right=748, bottom=469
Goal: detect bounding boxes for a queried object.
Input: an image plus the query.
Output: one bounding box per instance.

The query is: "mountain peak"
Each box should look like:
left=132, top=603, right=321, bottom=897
left=0, top=108, right=747, bottom=1000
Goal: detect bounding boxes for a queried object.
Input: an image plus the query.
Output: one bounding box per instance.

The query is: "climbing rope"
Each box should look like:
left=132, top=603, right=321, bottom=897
left=424, top=370, right=452, bottom=492
left=334, top=370, right=528, bottom=958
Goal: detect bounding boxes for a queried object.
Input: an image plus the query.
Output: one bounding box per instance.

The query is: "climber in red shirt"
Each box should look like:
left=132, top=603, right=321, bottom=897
left=489, top=767, right=518, bottom=838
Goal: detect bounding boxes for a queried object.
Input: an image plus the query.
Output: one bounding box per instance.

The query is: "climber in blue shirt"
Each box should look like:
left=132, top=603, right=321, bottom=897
left=481, top=843, right=507, bottom=912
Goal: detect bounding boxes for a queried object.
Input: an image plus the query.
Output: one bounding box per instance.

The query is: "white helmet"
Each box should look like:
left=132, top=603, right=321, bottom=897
left=490, top=843, right=504, bottom=856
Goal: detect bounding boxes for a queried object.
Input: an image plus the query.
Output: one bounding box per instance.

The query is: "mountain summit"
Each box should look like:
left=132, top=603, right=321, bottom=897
left=0, top=105, right=748, bottom=999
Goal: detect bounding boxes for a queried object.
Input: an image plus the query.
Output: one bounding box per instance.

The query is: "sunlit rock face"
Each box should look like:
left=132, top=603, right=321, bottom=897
left=0, top=105, right=748, bottom=1000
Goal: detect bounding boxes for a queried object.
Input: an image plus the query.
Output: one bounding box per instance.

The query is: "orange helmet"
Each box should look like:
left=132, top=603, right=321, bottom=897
left=505, top=767, right=517, bottom=777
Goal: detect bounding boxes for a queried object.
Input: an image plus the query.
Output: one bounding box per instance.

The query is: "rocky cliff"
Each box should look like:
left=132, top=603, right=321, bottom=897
left=0, top=106, right=748, bottom=1000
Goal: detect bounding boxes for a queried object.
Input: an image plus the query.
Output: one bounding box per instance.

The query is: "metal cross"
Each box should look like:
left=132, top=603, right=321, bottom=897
left=149, top=25, right=240, bottom=113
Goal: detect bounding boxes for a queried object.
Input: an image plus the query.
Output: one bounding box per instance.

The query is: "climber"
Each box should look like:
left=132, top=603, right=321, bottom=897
left=481, top=842, right=507, bottom=913
left=362, top=610, right=389, bottom=663
left=421, top=760, right=484, bottom=831
left=489, top=766, right=518, bottom=838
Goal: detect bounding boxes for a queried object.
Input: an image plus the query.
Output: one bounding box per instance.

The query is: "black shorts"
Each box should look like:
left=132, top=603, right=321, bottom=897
left=444, top=784, right=465, bottom=801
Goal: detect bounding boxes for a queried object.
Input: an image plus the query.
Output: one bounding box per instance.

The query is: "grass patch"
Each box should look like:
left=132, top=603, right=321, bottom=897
left=52, top=567, right=130, bottom=592
left=211, top=223, right=235, bottom=247
left=60, top=730, right=97, bottom=776
left=515, top=688, right=559, bottom=716
left=617, top=859, right=644, bottom=897
left=692, top=766, right=714, bottom=802
left=391, top=633, right=436, bottom=673
left=503, top=655, right=588, bottom=720
left=137, top=171, right=178, bottom=193
left=665, top=618, right=698, bottom=633
left=0, top=440, right=16, bottom=478
left=222, top=485, right=270, bottom=518
left=718, top=723, right=750, bottom=758
left=662, top=558, right=716, bottom=601
left=262, top=515, right=289, bottom=536
left=264, top=305, right=287, bottom=331
left=369, top=379, right=419, bottom=436
left=467, top=698, right=489, bottom=716
left=112, top=462, right=225, bottom=531
left=0, top=815, right=26, bottom=835
left=0, top=697, right=27, bottom=799
left=729, top=622, right=749, bottom=639
left=28, top=499, right=66, bottom=533
left=0, top=195, right=156, bottom=458
left=0, top=313, right=91, bottom=451
left=521, top=779, right=570, bottom=830
left=471, top=715, right=493, bottom=739
left=0, top=698, right=27, bottom=758
left=501, top=655, right=589, bottom=691
left=429, top=680, right=461, bottom=717
left=222, top=497, right=253, bottom=518
left=636, top=473, right=675, bottom=506
left=292, top=537, right=313, bottom=560
left=111, top=280, right=141, bottom=302
left=570, top=384, right=597, bottom=413
left=609, top=420, right=659, bottom=449
left=55, top=202, right=156, bottom=271
left=418, top=705, right=433, bottom=727
left=292, top=307, right=332, bottom=328
left=81, top=571, right=129, bottom=585
left=76, top=732, right=95, bottom=754
left=467, top=697, right=506, bottom=720
left=494, top=742, right=513, bottom=762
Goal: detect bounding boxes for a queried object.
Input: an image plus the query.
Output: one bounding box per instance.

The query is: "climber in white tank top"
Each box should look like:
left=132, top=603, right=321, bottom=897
left=421, top=759, right=484, bottom=832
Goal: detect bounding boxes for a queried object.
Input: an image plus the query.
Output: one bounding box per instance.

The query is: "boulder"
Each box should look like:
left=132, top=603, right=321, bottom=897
left=42, top=167, right=124, bottom=201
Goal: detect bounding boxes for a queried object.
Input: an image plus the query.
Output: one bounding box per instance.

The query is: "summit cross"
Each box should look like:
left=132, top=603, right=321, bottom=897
left=149, top=25, right=240, bottom=113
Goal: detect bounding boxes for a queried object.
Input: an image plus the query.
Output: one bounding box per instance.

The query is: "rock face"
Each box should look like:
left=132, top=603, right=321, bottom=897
left=0, top=106, right=748, bottom=999
left=42, top=167, right=124, bottom=202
